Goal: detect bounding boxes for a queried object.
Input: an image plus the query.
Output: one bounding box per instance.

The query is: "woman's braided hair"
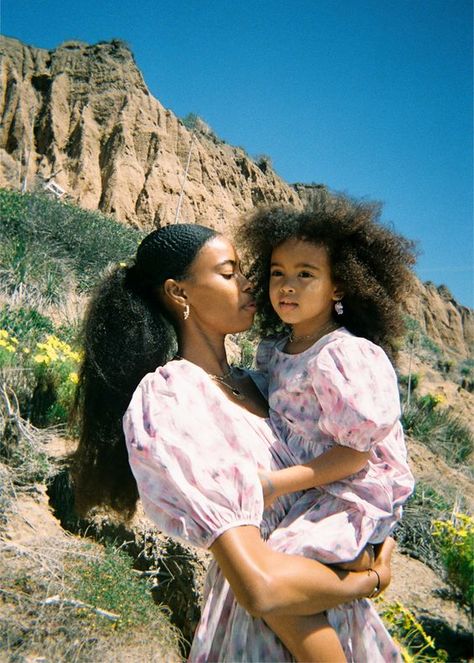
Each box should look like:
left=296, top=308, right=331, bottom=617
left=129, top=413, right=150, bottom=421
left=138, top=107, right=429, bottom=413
left=73, top=224, right=218, bottom=517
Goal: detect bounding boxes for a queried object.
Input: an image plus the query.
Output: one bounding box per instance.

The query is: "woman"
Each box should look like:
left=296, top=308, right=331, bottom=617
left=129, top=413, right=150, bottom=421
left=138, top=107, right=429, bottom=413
left=74, top=223, right=396, bottom=662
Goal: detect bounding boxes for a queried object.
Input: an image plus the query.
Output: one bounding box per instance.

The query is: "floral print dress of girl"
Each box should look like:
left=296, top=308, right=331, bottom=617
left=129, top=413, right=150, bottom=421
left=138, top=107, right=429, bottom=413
left=124, top=356, right=403, bottom=662
left=256, top=326, right=415, bottom=562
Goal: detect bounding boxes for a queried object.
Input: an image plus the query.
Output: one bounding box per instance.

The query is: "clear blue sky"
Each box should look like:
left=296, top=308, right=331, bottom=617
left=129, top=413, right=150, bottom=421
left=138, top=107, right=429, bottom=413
left=2, top=0, right=472, bottom=306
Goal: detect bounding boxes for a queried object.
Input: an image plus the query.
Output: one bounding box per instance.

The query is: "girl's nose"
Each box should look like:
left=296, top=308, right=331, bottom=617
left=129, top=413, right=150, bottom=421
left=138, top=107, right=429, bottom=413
left=279, top=281, right=295, bottom=293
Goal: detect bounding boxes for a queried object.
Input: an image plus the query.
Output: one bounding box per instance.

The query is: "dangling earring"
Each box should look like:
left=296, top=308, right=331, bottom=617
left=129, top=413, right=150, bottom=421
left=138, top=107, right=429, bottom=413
left=334, top=300, right=344, bottom=315
left=183, top=304, right=190, bottom=320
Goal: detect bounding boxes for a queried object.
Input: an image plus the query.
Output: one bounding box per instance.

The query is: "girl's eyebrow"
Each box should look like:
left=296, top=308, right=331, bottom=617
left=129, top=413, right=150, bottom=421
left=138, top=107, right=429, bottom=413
left=271, top=261, right=321, bottom=271
left=217, top=259, right=236, bottom=268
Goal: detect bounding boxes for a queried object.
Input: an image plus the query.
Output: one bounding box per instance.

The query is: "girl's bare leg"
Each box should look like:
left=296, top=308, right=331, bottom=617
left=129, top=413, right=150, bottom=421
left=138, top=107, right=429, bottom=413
left=264, top=612, right=347, bottom=663
left=262, top=541, right=393, bottom=662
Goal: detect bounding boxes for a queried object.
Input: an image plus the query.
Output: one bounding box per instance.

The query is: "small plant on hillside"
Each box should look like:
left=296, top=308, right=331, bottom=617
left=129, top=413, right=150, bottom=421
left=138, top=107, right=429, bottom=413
left=30, top=334, right=81, bottom=427
left=395, top=482, right=451, bottom=570
left=432, top=513, right=474, bottom=607
left=72, top=546, right=170, bottom=631
left=402, top=394, right=473, bottom=466
left=380, top=601, right=448, bottom=662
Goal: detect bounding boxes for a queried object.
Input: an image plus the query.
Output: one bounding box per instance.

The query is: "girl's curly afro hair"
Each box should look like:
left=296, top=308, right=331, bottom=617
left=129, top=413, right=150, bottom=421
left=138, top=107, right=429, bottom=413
left=235, top=192, right=418, bottom=361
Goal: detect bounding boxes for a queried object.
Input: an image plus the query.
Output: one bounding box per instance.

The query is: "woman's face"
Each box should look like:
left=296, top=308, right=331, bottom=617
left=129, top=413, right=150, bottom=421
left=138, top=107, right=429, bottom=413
left=181, top=235, right=256, bottom=335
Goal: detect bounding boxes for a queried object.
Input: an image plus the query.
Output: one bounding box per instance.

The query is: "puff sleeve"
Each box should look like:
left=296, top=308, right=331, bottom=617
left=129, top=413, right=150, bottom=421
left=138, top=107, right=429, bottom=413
left=309, top=337, right=401, bottom=452
left=123, top=363, right=264, bottom=549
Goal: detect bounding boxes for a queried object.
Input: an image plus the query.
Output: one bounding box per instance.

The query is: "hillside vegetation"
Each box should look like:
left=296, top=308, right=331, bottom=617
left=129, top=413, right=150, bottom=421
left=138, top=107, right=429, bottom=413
left=0, top=189, right=472, bottom=662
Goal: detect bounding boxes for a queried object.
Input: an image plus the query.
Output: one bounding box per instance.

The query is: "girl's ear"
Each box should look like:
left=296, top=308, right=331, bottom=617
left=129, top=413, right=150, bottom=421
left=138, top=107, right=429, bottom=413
left=163, top=278, right=187, bottom=306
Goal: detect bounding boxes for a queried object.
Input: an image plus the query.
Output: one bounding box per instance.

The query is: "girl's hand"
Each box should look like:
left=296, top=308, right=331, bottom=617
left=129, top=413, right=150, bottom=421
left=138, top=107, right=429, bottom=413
left=258, top=471, right=278, bottom=508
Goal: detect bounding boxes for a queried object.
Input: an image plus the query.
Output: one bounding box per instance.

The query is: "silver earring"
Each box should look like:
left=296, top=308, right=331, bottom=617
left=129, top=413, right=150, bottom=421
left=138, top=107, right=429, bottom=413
left=183, top=304, right=190, bottom=320
left=334, top=300, right=344, bottom=315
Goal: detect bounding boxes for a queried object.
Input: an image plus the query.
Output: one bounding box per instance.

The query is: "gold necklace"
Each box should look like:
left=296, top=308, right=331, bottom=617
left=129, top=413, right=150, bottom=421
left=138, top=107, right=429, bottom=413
left=210, top=372, right=246, bottom=401
left=289, top=321, right=340, bottom=344
left=173, top=355, right=245, bottom=400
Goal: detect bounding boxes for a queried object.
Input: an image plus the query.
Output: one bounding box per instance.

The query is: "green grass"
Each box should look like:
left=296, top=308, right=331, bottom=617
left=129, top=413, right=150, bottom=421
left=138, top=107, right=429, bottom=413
left=402, top=396, right=473, bottom=467
left=0, top=189, right=145, bottom=296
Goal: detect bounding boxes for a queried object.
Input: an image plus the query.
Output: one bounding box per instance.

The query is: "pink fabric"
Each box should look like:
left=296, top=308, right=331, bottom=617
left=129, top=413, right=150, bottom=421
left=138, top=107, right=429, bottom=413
left=256, top=327, right=415, bottom=561
left=124, top=356, right=402, bottom=662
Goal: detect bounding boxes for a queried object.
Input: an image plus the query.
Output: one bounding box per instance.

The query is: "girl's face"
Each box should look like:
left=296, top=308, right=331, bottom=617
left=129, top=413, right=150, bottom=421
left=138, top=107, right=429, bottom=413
left=181, top=235, right=256, bottom=335
left=269, top=238, right=342, bottom=332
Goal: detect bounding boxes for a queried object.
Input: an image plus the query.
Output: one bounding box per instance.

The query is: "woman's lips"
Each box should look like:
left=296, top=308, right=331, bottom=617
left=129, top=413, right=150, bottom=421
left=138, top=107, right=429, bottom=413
left=242, top=301, right=257, bottom=311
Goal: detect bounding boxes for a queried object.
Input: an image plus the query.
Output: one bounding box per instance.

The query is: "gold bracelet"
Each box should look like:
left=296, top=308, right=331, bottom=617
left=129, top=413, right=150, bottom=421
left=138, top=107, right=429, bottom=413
left=367, top=568, right=381, bottom=598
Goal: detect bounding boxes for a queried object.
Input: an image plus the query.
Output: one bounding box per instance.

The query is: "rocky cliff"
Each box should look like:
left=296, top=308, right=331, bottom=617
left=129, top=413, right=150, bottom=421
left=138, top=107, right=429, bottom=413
left=0, top=36, right=303, bottom=229
left=0, top=36, right=472, bottom=358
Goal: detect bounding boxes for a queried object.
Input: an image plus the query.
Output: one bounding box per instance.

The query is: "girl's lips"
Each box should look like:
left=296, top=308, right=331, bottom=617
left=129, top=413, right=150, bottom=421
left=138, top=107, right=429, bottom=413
left=279, top=301, right=298, bottom=309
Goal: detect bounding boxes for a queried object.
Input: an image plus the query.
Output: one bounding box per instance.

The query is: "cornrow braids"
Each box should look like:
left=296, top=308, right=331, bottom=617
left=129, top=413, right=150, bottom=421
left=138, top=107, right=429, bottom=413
left=72, top=224, right=218, bottom=518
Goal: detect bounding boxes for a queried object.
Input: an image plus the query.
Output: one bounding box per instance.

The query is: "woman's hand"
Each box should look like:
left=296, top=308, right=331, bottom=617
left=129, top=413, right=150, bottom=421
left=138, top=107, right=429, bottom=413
left=371, top=537, right=396, bottom=595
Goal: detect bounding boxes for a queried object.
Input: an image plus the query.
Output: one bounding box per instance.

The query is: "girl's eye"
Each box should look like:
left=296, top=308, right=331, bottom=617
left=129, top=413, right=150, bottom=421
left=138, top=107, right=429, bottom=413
left=299, top=271, right=314, bottom=278
left=222, top=273, right=236, bottom=279
left=270, top=269, right=283, bottom=277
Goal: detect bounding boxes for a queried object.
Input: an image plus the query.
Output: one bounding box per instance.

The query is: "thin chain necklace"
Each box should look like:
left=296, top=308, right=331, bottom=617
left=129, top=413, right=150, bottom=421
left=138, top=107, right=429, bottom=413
left=289, top=320, right=340, bottom=344
left=173, top=355, right=246, bottom=400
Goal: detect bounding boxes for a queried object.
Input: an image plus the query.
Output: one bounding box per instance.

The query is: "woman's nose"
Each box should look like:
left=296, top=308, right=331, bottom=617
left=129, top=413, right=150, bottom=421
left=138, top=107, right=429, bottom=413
left=241, top=274, right=253, bottom=291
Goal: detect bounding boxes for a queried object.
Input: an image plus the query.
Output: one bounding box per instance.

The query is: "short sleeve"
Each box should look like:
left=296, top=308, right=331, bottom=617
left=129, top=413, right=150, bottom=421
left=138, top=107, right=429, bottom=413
left=123, top=364, right=264, bottom=549
left=309, top=337, right=401, bottom=452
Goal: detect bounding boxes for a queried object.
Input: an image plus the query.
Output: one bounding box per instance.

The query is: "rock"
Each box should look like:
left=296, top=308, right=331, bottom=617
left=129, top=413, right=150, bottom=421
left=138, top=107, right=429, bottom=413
left=0, top=36, right=302, bottom=230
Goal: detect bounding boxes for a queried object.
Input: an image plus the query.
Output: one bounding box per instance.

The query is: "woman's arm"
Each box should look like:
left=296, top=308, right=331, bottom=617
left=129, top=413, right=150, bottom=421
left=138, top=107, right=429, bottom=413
left=260, top=446, right=370, bottom=504
left=210, top=525, right=392, bottom=618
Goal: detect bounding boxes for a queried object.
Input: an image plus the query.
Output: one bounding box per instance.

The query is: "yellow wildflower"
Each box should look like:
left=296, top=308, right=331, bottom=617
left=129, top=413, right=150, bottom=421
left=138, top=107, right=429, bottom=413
left=69, top=372, right=79, bottom=384
left=0, top=339, right=7, bottom=347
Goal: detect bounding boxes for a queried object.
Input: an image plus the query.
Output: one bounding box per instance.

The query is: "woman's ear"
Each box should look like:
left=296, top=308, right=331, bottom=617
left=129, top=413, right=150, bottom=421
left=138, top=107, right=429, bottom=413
left=332, top=285, right=345, bottom=301
left=163, top=278, right=187, bottom=306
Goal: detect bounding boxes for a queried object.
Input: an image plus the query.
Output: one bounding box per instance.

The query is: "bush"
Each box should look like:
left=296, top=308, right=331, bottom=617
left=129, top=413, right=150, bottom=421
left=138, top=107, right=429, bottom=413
left=395, top=482, right=451, bottom=570
left=402, top=396, right=473, bottom=466
left=0, top=189, right=144, bottom=295
left=432, top=513, right=474, bottom=607
left=72, top=546, right=172, bottom=630
left=381, top=601, right=448, bottom=662
left=30, top=334, right=81, bottom=427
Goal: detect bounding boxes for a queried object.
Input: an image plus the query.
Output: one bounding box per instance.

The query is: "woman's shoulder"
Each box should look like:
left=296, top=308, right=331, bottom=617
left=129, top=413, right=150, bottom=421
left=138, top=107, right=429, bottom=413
left=131, top=358, right=211, bottom=407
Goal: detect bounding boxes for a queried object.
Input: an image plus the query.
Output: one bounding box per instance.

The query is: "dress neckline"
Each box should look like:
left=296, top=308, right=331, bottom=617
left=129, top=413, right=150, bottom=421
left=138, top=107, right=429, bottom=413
left=274, top=326, right=348, bottom=357
left=170, top=356, right=271, bottom=423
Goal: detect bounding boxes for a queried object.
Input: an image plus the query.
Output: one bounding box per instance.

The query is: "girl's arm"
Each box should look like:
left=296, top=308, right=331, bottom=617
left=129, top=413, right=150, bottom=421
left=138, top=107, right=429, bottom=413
left=260, top=445, right=370, bottom=504
left=210, top=524, right=392, bottom=618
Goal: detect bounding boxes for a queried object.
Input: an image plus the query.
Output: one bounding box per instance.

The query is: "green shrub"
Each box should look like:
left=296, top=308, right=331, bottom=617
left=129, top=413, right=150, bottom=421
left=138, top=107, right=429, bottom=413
left=0, top=305, right=54, bottom=343
left=402, top=396, right=473, bottom=466
left=381, top=601, right=448, bottom=662
left=0, top=189, right=144, bottom=294
left=30, top=334, right=81, bottom=427
left=432, top=513, right=474, bottom=607
left=72, top=546, right=170, bottom=631
left=395, top=482, right=451, bottom=570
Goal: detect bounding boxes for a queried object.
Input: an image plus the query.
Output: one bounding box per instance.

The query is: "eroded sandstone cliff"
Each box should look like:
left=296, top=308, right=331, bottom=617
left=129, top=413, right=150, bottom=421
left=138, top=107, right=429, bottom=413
left=0, top=36, right=303, bottom=229
left=0, top=36, right=472, bottom=358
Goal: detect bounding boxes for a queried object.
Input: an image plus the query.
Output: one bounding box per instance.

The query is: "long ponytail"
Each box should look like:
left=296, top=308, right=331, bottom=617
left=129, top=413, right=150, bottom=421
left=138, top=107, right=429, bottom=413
left=72, top=224, right=218, bottom=517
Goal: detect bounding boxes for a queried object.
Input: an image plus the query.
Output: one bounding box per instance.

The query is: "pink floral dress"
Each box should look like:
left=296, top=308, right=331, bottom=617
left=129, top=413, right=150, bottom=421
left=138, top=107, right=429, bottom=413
left=123, top=356, right=403, bottom=662
left=256, top=327, right=415, bottom=563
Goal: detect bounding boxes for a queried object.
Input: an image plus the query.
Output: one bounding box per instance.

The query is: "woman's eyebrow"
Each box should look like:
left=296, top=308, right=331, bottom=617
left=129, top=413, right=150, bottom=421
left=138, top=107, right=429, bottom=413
left=216, top=259, right=236, bottom=268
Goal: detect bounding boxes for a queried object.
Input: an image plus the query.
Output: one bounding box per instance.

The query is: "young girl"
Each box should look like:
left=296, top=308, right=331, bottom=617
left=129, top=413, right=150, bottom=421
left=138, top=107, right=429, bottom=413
left=237, top=194, right=416, bottom=659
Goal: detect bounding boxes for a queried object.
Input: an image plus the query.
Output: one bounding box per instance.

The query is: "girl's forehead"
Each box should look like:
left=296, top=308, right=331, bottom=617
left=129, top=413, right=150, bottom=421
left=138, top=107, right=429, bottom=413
left=272, top=238, right=328, bottom=259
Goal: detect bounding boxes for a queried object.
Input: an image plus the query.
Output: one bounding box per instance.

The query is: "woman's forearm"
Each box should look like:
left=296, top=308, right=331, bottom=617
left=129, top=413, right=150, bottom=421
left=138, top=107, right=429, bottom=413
left=210, top=525, right=381, bottom=618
